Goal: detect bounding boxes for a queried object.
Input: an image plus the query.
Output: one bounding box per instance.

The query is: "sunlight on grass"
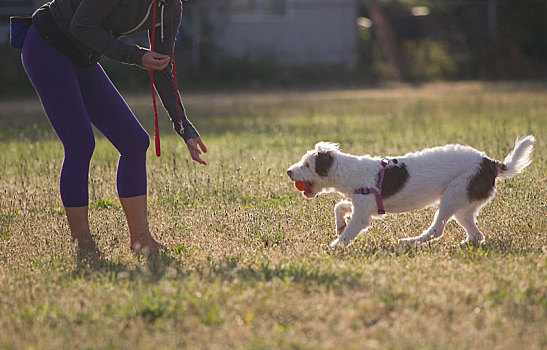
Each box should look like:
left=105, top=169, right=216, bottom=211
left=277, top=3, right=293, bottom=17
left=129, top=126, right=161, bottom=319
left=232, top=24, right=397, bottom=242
left=0, top=83, right=546, bottom=349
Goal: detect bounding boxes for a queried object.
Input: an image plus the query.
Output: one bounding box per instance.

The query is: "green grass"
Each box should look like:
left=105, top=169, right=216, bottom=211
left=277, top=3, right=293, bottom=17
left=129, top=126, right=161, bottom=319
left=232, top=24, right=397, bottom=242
left=1, top=82, right=546, bottom=349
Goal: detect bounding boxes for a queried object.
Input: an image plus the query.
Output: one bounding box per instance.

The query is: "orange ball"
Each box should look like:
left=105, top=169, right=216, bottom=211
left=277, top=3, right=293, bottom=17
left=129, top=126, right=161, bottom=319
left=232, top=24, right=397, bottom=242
left=294, top=181, right=311, bottom=191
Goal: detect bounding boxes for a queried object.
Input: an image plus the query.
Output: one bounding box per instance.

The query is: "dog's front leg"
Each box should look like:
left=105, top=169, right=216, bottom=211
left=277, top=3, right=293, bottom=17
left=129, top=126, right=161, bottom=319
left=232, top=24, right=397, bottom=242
left=334, top=200, right=353, bottom=235
left=331, top=198, right=374, bottom=249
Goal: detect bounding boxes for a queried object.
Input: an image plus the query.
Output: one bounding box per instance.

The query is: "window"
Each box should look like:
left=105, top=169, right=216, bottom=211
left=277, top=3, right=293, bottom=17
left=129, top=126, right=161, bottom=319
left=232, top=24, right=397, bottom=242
left=230, top=0, right=287, bottom=17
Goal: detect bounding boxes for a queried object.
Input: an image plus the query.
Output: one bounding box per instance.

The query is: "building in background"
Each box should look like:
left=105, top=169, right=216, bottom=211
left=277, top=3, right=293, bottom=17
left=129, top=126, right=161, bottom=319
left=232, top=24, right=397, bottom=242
left=196, top=0, right=359, bottom=69
left=1, top=0, right=543, bottom=82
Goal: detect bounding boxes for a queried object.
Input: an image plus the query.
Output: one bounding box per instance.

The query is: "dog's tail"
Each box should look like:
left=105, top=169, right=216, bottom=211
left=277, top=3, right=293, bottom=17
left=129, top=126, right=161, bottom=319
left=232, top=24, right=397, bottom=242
left=496, top=135, right=535, bottom=180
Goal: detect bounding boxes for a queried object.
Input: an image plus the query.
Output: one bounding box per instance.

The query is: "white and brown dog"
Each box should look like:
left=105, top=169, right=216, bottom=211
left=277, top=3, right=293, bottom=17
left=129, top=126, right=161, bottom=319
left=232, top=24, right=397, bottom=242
left=287, top=136, right=535, bottom=248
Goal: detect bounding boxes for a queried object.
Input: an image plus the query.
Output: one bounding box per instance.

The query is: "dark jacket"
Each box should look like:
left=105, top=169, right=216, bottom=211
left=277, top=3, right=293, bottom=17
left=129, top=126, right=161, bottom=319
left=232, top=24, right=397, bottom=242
left=33, top=0, right=198, bottom=141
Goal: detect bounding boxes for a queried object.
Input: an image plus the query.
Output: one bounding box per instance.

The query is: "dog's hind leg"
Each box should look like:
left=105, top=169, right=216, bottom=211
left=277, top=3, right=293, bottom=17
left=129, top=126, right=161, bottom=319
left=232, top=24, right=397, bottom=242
left=454, top=206, right=485, bottom=245
left=399, top=178, right=469, bottom=244
left=399, top=208, right=452, bottom=244
left=334, top=200, right=353, bottom=235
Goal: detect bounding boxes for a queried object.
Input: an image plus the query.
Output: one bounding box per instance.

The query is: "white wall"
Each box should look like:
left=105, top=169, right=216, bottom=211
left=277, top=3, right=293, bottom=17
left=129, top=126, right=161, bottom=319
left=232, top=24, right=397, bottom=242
left=205, top=0, right=358, bottom=69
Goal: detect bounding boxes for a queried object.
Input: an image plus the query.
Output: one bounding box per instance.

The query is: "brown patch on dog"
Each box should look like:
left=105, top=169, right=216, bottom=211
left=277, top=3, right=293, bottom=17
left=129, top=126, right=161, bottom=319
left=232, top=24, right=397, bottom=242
left=493, top=159, right=508, bottom=171
left=467, top=158, right=501, bottom=201
left=381, top=163, right=409, bottom=198
left=315, top=151, right=334, bottom=177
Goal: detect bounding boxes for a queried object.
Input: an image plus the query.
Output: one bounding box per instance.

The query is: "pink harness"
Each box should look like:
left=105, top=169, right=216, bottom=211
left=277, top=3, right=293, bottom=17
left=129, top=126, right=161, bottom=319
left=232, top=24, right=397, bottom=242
left=354, top=158, right=396, bottom=215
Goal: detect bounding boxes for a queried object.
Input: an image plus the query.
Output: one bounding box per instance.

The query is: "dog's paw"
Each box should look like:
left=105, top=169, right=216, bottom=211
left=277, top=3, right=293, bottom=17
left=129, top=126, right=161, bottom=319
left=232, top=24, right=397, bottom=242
left=398, top=237, right=417, bottom=245
left=330, top=236, right=353, bottom=249
left=330, top=238, right=341, bottom=249
left=459, top=239, right=485, bottom=247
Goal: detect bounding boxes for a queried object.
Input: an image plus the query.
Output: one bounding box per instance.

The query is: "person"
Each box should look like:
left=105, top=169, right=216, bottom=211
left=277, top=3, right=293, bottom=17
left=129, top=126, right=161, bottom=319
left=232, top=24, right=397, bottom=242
left=21, top=0, right=207, bottom=256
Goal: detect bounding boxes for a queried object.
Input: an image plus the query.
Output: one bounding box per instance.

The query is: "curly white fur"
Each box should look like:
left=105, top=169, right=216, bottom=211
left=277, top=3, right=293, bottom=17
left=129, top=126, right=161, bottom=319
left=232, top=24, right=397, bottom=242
left=287, top=136, right=535, bottom=248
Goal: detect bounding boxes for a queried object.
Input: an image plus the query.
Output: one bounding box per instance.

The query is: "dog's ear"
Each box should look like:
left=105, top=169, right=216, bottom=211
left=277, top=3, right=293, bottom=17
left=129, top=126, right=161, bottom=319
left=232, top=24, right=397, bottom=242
left=315, top=151, right=334, bottom=177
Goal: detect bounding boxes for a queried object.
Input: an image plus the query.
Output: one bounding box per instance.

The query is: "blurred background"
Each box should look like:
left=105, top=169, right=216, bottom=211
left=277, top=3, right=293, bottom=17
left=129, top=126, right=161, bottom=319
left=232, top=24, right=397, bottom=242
left=1, top=0, right=546, bottom=96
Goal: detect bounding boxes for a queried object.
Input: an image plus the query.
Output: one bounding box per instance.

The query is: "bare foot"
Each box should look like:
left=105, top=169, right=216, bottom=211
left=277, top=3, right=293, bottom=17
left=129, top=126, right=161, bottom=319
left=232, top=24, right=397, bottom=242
left=76, top=238, right=102, bottom=258
left=77, top=244, right=103, bottom=260
left=130, top=232, right=165, bottom=254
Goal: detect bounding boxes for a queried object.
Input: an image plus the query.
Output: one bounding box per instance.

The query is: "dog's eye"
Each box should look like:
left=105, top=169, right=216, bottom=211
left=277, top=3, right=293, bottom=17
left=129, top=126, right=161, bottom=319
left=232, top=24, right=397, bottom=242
left=304, top=162, right=310, bottom=167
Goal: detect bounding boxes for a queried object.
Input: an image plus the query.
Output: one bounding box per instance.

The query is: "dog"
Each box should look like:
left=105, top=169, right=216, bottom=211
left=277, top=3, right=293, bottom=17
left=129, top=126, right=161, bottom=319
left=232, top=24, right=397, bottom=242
left=287, top=136, right=535, bottom=248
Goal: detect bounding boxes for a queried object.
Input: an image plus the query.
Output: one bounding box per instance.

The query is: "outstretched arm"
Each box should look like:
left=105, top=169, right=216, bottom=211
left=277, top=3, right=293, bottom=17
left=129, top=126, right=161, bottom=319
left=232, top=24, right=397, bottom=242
left=148, top=1, right=207, bottom=164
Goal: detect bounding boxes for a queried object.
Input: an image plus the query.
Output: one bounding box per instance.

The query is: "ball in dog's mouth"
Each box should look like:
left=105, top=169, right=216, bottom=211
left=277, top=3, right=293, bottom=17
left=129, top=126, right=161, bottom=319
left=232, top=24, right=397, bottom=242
left=294, top=181, right=313, bottom=196
left=294, top=181, right=310, bottom=191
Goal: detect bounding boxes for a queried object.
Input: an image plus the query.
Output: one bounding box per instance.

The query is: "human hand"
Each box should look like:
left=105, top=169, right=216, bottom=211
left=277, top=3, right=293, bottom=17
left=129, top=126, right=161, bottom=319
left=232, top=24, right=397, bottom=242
left=186, top=137, right=208, bottom=165
left=142, top=51, right=170, bottom=71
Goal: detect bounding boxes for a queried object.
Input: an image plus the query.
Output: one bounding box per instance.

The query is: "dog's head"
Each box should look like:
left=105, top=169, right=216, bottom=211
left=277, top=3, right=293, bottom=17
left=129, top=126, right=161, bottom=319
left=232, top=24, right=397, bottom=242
left=287, top=142, right=338, bottom=198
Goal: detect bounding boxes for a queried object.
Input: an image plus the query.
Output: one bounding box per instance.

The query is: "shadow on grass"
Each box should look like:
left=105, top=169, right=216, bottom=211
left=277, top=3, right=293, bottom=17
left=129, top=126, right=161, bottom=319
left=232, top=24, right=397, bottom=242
left=71, top=250, right=181, bottom=284
left=67, top=235, right=543, bottom=289
left=192, top=256, right=369, bottom=291
left=69, top=250, right=366, bottom=290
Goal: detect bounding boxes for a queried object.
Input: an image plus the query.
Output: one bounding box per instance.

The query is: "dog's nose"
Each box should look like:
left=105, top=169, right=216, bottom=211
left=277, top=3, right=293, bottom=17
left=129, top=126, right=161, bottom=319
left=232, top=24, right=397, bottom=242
left=287, top=170, right=293, bottom=178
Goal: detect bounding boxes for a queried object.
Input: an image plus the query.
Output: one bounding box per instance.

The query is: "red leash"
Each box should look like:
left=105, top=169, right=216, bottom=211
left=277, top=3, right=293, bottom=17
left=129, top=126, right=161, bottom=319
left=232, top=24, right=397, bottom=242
left=149, top=0, right=161, bottom=156
left=149, top=0, right=182, bottom=157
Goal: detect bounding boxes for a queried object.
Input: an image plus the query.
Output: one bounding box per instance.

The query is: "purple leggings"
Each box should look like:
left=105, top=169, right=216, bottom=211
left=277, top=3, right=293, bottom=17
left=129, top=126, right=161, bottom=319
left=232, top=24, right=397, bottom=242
left=22, top=25, right=149, bottom=207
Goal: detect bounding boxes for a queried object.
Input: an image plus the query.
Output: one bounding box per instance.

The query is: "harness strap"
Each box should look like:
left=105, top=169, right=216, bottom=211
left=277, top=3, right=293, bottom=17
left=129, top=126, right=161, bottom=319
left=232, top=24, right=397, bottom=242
left=354, top=159, right=391, bottom=215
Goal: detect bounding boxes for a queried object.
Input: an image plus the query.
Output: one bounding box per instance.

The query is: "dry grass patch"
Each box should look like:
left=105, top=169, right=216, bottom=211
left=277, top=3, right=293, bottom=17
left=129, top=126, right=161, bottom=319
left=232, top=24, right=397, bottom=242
left=1, top=82, right=546, bottom=349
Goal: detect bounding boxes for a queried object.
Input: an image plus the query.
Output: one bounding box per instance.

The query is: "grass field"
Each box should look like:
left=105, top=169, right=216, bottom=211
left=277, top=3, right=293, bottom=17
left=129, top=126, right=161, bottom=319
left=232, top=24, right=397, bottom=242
left=0, top=82, right=546, bottom=349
